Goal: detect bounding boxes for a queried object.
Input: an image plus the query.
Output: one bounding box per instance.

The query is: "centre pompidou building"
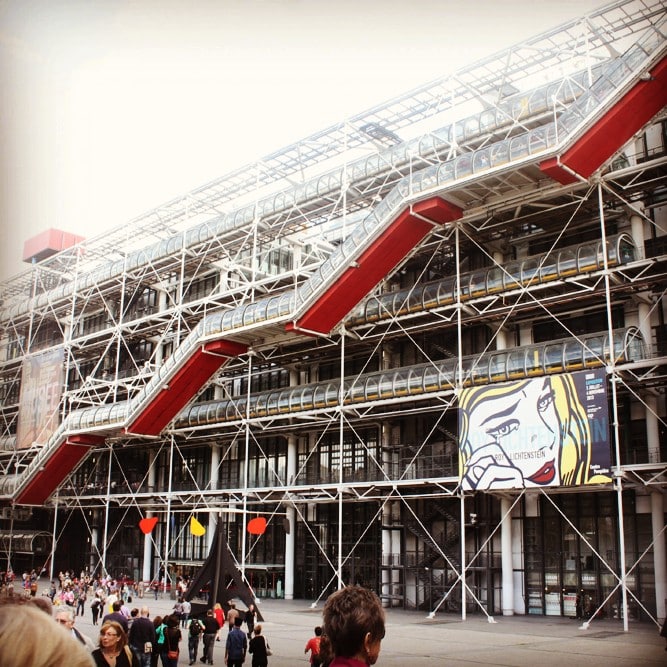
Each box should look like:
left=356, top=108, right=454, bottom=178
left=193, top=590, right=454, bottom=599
left=1, top=0, right=665, bottom=627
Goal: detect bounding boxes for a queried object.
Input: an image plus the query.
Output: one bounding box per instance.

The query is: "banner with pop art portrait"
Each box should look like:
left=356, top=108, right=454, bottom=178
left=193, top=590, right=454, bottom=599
left=458, top=369, right=611, bottom=491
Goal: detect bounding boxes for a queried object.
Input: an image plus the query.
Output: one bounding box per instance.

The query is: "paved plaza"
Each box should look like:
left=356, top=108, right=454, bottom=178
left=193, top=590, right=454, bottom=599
left=67, top=594, right=666, bottom=667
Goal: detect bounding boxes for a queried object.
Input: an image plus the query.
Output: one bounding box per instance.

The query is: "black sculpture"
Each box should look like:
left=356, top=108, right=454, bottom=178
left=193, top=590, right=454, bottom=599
left=183, top=518, right=264, bottom=621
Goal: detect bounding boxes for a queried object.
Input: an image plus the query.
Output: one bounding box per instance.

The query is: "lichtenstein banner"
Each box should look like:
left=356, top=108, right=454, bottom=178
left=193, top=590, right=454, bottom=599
left=458, top=369, right=611, bottom=491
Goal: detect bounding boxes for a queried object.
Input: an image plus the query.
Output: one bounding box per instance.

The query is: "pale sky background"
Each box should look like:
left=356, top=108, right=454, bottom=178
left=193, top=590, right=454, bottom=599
left=0, top=0, right=612, bottom=281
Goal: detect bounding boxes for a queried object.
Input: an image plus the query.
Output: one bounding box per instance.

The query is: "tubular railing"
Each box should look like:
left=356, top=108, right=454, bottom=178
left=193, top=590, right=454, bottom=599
left=175, top=327, right=644, bottom=429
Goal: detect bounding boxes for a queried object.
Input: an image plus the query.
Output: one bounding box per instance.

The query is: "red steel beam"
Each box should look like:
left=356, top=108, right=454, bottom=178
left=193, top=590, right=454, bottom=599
left=287, top=196, right=463, bottom=335
left=540, top=56, right=667, bottom=185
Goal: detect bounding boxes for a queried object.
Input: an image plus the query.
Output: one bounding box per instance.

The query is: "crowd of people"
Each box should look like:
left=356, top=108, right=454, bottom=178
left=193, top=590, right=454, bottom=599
left=0, top=574, right=386, bottom=666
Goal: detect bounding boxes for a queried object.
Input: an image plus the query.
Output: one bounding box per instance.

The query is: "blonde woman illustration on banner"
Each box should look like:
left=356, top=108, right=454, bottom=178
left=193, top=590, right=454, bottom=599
left=459, top=372, right=612, bottom=491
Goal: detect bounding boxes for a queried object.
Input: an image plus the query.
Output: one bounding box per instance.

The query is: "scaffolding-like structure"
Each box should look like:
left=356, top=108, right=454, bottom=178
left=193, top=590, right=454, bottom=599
left=0, top=0, right=666, bottom=628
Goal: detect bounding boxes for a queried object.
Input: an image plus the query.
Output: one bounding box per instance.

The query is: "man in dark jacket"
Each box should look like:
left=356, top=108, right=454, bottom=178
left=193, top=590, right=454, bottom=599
left=225, top=616, right=248, bottom=667
left=101, top=600, right=129, bottom=633
left=128, top=606, right=157, bottom=667
left=245, top=603, right=256, bottom=639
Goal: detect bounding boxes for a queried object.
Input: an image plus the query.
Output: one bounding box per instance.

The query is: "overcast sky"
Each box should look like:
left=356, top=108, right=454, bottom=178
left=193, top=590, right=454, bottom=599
left=0, top=0, right=611, bottom=281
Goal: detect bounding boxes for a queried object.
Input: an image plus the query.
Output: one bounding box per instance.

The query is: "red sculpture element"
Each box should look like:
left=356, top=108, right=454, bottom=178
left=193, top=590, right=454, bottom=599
left=139, top=517, right=159, bottom=534
left=247, top=517, right=267, bottom=535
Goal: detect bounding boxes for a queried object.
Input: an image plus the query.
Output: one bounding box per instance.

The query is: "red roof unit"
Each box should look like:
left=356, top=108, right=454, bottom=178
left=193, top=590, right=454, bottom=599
left=22, top=228, right=85, bottom=264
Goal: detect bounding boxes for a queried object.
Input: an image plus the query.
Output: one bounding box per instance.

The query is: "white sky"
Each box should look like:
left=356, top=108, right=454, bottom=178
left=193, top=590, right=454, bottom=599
left=0, top=0, right=611, bottom=281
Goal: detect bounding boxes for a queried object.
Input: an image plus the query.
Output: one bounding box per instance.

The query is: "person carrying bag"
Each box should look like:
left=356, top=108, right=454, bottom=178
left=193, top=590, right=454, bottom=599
left=248, top=623, right=270, bottom=667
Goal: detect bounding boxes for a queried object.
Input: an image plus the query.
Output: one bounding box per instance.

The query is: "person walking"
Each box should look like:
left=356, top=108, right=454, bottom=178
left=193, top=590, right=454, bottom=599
left=248, top=624, right=270, bottom=667
left=245, top=602, right=257, bottom=639
left=48, top=580, right=57, bottom=601
left=201, top=608, right=219, bottom=665
left=128, top=606, right=157, bottom=667
left=181, top=598, right=191, bottom=628
left=172, top=598, right=183, bottom=626
left=226, top=601, right=239, bottom=632
left=76, top=586, right=87, bottom=617
left=91, top=595, right=102, bottom=625
left=225, top=616, right=248, bottom=667
left=151, top=615, right=163, bottom=667
left=162, top=614, right=182, bottom=667
left=186, top=615, right=204, bottom=665
left=213, top=601, right=224, bottom=642
left=304, top=626, right=323, bottom=667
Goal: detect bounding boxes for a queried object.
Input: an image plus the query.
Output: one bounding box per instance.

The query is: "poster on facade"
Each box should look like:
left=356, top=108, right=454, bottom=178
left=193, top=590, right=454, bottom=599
left=458, top=369, right=612, bottom=491
left=16, top=348, right=64, bottom=449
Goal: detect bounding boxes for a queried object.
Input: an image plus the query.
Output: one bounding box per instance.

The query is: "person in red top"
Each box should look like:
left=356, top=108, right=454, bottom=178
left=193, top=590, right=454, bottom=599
left=320, top=585, right=385, bottom=667
left=304, top=626, right=323, bottom=666
left=213, top=602, right=225, bottom=641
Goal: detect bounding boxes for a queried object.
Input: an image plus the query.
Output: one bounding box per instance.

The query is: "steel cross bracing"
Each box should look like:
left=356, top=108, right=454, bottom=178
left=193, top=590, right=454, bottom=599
left=0, top=35, right=664, bottom=490
left=3, top=43, right=665, bottom=338
left=0, top=112, right=664, bottom=480
left=1, top=48, right=664, bottom=444
left=49, top=145, right=667, bottom=616
left=3, top=43, right=665, bottom=450
left=46, top=187, right=667, bottom=618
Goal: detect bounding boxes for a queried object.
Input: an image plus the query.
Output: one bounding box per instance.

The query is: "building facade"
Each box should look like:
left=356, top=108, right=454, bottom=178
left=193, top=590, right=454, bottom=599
left=1, top=0, right=666, bottom=626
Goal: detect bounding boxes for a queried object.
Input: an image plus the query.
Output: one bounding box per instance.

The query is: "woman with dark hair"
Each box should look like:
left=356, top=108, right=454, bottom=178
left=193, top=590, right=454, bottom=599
left=320, top=585, right=385, bottom=666
left=161, top=614, right=182, bottom=667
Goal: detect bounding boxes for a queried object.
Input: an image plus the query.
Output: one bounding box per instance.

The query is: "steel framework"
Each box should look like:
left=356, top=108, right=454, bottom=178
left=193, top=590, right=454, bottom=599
left=0, top=0, right=666, bottom=628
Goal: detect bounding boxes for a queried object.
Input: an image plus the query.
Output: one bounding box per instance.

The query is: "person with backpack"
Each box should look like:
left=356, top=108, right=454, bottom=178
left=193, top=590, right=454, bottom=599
left=186, top=615, right=205, bottom=665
